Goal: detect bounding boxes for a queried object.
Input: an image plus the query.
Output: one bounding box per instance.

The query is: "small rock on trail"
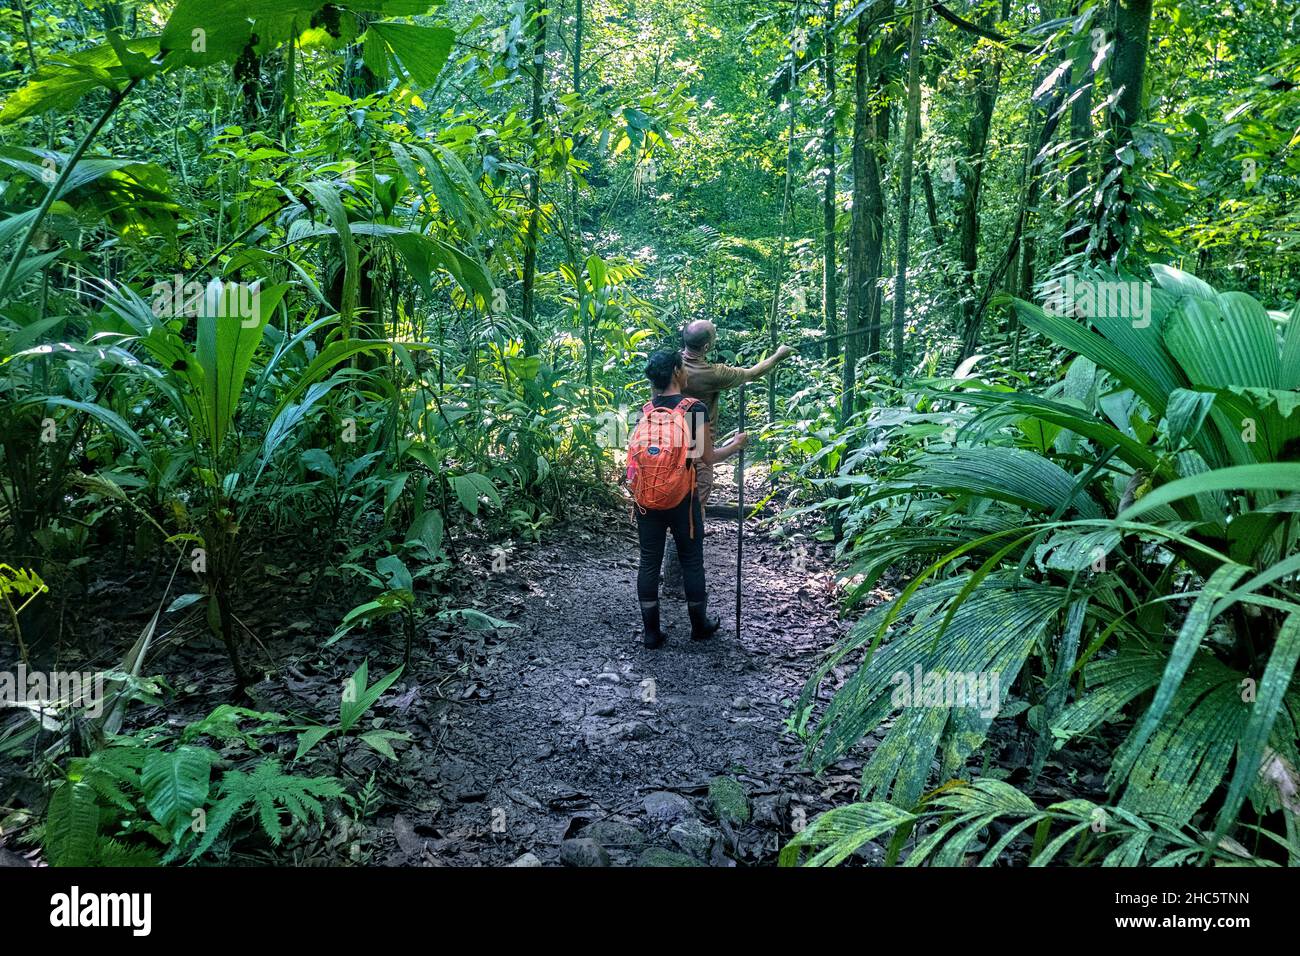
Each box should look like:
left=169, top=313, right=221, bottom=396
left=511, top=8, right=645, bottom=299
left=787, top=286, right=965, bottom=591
left=560, top=838, right=611, bottom=867
left=643, top=791, right=694, bottom=825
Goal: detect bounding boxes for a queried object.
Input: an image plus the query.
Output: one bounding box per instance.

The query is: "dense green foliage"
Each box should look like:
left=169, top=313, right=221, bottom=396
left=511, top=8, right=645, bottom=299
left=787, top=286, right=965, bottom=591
left=793, top=267, right=1300, bottom=864
left=1, top=0, right=1298, bottom=866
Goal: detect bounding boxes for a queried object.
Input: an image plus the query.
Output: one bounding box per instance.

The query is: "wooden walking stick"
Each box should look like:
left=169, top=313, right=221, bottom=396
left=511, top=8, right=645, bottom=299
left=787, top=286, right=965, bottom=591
left=735, top=382, right=745, bottom=640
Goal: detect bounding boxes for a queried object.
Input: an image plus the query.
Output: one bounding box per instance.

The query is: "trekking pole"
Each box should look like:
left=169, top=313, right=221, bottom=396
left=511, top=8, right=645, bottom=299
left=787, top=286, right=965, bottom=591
left=735, top=382, right=745, bottom=641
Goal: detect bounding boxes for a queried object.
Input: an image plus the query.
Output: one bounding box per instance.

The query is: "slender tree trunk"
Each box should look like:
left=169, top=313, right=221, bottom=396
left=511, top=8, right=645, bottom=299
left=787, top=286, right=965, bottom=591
left=767, top=22, right=798, bottom=423
left=842, top=12, right=869, bottom=425
left=955, top=1, right=1007, bottom=358
left=573, top=0, right=583, bottom=95
left=1067, top=74, right=1094, bottom=202
left=1017, top=3, right=1073, bottom=296
left=913, top=105, right=967, bottom=303
left=16, top=0, right=55, bottom=148
left=921, top=166, right=944, bottom=245
left=969, top=66, right=1074, bottom=343
left=1016, top=64, right=1047, bottom=301
left=822, top=0, right=839, bottom=361
left=1012, top=5, right=1071, bottom=361
left=1064, top=3, right=1096, bottom=254
left=571, top=0, right=589, bottom=418
left=865, top=76, right=890, bottom=358
left=891, top=0, right=924, bottom=376
left=521, top=1, right=548, bottom=355
left=570, top=0, right=583, bottom=229
left=281, top=34, right=297, bottom=145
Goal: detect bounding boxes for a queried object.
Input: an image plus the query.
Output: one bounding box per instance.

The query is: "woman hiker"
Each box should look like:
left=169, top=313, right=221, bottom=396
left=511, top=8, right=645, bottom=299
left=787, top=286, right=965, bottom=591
left=626, top=349, right=747, bottom=648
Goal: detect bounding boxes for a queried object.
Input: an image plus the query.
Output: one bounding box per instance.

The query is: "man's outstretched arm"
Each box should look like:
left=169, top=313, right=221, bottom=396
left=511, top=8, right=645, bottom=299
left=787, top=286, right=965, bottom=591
left=695, top=345, right=795, bottom=394
left=741, top=344, right=794, bottom=382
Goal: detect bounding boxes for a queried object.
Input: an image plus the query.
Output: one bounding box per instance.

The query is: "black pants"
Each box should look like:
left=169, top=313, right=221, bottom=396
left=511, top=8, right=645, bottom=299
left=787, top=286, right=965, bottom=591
left=636, top=491, right=706, bottom=604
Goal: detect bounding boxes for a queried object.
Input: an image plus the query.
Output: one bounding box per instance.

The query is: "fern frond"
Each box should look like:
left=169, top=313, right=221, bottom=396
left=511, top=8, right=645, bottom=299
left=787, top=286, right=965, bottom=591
left=179, top=705, right=288, bottom=746
left=187, top=759, right=344, bottom=862
left=45, top=781, right=100, bottom=867
left=96, top=839, right=161, bottom=867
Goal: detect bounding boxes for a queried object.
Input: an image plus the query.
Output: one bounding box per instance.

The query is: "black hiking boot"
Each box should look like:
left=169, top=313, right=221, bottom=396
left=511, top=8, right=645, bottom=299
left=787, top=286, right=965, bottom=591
left=688, top=600, right=721, bottom=641
left=640, top=601, right=667, bottom=649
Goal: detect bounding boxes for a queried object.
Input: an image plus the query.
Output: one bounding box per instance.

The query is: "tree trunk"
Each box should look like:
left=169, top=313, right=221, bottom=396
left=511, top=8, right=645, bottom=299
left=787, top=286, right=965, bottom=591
left=570, top=0, right=583, bottom=229
left=1013, top=5, right=1073, bottom=360
left=521, top=1, right=548, bottom=355
left=1016, top=63, right=1047, bottom=302
left=1064, top=3, right=1096, bottom=254
left=865, top=76, right=890, bottom=359
left=891, top=0, right=925, bottom=377
left=842, top=10, right=869, bottom=425
left=955, top=1, right=1007, bottom=358
left=968, top=60, right=1074, bottom=344
left=767, top=20, right=798, bottom=423
left=573, top=0, right=583, bottom=97
left=821, top=0, right=839, bottom=361
left=843, top=8, right=893, bottom=424
left=921, top=166, right=944, bottom=246
left=1093, top=0, right=1154, bottom=263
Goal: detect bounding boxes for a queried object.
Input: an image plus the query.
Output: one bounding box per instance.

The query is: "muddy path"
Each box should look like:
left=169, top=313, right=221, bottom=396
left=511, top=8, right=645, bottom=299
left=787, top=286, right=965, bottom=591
left=1, top=477, right=870, bottom=867
left=1, top=479, right=1126, bottom=869
left=369, top=501, right=860, bottom=867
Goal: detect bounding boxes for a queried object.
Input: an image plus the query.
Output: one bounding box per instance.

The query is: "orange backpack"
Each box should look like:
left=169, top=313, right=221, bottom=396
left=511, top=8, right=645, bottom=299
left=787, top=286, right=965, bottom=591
left=627, top=397, right=701, bottom=515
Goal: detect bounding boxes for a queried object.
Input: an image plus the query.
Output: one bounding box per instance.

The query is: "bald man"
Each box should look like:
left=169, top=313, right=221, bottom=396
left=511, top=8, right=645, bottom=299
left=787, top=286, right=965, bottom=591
left=679, top=319, right=793, bottom=505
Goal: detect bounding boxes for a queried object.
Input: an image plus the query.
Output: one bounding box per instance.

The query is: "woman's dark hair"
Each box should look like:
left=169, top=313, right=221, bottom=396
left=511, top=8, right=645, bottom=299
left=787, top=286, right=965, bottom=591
left=644, top=349, right=682, bottom=390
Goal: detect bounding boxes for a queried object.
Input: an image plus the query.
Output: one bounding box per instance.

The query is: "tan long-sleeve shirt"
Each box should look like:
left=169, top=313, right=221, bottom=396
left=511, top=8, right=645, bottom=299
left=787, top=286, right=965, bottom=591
left=680, top=349, right=746, bottom=423
left=679, top=349, right=747, bottom=505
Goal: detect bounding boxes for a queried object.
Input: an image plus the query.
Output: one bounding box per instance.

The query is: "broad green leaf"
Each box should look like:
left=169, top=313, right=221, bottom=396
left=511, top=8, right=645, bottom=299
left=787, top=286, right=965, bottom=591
left=1118, top=464, right=1300, bottom=522
left=1213, top=612, right=1300, bottom=844
left=1165, top=294, right=1280, bottom=391
left=141, top=746, right=212, bottom=839
left=194, top=279, right=287, bottom=452
left=1108, top=565, right=1247, bottom=796
left=294, top=726, right=333, bottom=763
left=339, top=661, right=404, bottom=734
left=376, top=554, right=413, bottom=591
left=779, top=802, right=917, bottom=867
left=45, top=781, right=100, bottom=866
left=363, top=22, right=454, bottom=86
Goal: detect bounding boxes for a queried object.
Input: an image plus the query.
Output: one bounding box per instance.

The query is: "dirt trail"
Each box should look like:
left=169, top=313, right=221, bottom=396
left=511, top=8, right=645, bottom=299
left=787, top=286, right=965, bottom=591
left=3, top=480, right=861, bottom=868
left=378, top=499, right=857, bottom=866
